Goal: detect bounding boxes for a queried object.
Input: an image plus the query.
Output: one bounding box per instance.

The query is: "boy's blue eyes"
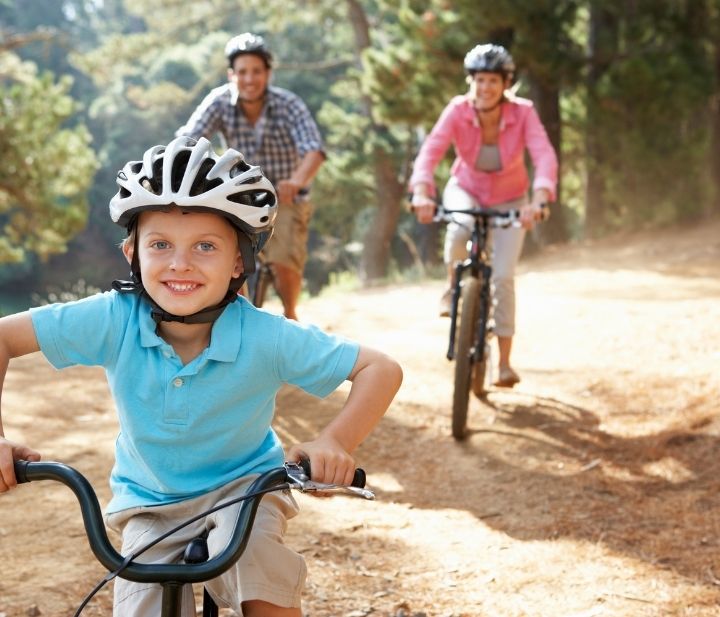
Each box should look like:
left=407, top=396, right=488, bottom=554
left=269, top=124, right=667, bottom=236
left=149, top=241, right=216, bottom=251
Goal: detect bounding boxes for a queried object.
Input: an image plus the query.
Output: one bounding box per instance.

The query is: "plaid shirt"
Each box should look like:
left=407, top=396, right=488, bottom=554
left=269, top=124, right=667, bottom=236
left=177, top=84, right=324, bottom=198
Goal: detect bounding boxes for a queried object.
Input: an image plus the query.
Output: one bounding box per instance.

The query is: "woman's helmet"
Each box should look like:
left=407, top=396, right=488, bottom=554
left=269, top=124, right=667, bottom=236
left=225, top=32, right=273, bottom=69
left=463, top=44, right=515, bottom=81
left=109, top=136, right=278, bottom=323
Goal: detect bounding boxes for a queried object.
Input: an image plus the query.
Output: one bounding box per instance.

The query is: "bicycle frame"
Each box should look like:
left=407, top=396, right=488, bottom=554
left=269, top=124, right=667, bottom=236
left=242, top=252, right=273, bottom=308
left=446, top=213, right=493, bottom=363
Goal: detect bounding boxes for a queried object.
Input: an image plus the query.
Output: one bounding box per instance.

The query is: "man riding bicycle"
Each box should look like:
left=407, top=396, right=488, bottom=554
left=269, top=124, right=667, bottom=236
left=177, top=33, right=325, bottom=320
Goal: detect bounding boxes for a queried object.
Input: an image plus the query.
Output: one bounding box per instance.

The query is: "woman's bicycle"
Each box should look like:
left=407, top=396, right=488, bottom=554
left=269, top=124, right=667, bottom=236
left=437, top=203, right=548, bottom=440
left=12, top=459, right=371, bottom=617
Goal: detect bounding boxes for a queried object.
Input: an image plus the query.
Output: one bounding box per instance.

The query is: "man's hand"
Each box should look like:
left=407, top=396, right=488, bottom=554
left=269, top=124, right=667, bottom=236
left=276, top=178, right=302, bottom=205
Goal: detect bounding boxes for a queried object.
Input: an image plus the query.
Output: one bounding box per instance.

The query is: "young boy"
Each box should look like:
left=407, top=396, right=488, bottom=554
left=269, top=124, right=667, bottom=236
left=0, top=136, right=403, bottom=616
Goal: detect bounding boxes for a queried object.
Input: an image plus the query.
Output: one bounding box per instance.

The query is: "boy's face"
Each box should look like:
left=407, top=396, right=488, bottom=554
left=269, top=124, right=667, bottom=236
left=124, top=208, right=243, bottom=318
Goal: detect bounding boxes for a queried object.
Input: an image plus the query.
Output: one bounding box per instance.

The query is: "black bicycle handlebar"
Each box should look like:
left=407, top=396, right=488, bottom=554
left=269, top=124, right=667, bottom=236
left=436, top=203, right=550, bottom=223
left=13, top=460, right=288, bottom=584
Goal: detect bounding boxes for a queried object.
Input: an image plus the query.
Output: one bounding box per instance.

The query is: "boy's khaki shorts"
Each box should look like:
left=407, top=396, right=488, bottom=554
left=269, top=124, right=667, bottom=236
left=262, top=200, right=313, bottom=274
left=106, top=475, right=305, bottom=616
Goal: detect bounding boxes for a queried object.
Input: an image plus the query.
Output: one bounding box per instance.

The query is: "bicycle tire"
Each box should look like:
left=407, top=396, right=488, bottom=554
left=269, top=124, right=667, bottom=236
left=252, top=266, right=270, bottom=308
left=452, top=277, right=480, bottom=440
left=471, top=341, right=490, bottom=398
left=471, top=282, right=491, bottom=399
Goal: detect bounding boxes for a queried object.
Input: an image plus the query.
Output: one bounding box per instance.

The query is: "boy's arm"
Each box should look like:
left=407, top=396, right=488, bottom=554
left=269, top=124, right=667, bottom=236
left=0, top=312, right=42, bottom=492
left=286, top=345, right=403, bottom=486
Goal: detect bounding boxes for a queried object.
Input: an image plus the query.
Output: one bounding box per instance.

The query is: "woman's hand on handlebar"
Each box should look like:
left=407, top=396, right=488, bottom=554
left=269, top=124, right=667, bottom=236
left=411, top=193, right=437, bottom=224
left=0, top=437, right=40, bottom=492
left=521, top=190, right=551, bottom=229
left=286, top=435, right=356, bottom=487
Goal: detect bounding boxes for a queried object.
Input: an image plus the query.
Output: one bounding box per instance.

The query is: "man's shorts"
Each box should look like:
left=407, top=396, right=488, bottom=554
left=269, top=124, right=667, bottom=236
left=106, top=475, right=306, bottom=616
left=262, top=199, right=314, bottom=274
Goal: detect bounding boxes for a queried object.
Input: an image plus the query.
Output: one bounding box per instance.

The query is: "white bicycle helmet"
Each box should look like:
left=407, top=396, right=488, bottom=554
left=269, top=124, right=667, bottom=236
left=110, top=136, right=278, bottom=324
left=225, top=32, right=273, bottom=69
left=110, top=136, right=276, bottom=236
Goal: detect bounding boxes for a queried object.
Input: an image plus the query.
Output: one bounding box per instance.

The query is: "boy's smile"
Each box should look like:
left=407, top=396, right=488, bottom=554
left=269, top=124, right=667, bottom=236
left=125, top=208, right=243, bottom=319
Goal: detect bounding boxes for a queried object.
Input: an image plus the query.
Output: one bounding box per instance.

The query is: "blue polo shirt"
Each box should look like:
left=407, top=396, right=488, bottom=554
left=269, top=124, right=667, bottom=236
left=30, top=292, right=359, bottom=513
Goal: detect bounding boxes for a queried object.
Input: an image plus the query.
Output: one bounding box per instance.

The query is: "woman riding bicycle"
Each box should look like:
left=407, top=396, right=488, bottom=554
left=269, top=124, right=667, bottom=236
left=410, top=43, right=558, bottom=388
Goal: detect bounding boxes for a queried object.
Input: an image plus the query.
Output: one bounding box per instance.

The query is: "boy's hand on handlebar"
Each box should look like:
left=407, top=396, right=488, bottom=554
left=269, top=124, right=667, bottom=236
left=0, top=437, right=41, bottom=493
left=411, top=194, right=437, bottom=224
left=286, top=436, right=356, bottom=487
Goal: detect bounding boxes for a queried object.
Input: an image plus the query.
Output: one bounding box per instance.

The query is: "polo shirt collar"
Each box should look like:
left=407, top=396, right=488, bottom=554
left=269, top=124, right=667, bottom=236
left=137, top=295, right=243, bottom=363
left=207, top=300, right=243, bottom=362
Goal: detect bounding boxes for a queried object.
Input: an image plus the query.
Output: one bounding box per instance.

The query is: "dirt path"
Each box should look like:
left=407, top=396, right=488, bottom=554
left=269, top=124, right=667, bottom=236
left=1, top=219, right=720, bottom=617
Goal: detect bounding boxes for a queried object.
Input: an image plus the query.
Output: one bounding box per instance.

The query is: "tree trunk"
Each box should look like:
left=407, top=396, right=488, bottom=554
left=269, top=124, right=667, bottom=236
left=585, top=1, right=618, bottom=237
left=346, top=0, right=404, bottom=282
left=530, top=78, right=568, bottom=244
left=711, top=36, right=720, bottom=212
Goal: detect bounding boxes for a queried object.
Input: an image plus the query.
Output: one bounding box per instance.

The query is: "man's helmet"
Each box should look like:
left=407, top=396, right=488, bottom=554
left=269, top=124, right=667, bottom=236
left=463, top=44, right=515, bottom=81
left=225, top=32, right=273, bottom=69
left=110, top=136, right=278, bottom=323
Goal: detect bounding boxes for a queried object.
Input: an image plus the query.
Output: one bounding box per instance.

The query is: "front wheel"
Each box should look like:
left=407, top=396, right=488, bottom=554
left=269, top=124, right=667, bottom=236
left=248, top=263, right=271, bottom=308
left=452, top=277, right=480, bottom=440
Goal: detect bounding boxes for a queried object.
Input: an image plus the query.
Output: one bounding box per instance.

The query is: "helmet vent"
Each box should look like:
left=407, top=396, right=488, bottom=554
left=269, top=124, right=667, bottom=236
left=190, top=159, right=221, bottom=195
left=171, top=150, right=192, bottom=192
left=227, top=192, right=254, bottom=206
left=140, top=177, right=155, bottom=193
left=229, top=160, right=252, bottom=177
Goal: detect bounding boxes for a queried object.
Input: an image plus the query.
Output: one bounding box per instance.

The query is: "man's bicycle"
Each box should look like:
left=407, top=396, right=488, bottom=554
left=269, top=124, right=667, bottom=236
left=12, top=459, right=371, bottom=617
left=438, top=203, right=548, bottom=440
left=243, top=251, right=274, bottom=308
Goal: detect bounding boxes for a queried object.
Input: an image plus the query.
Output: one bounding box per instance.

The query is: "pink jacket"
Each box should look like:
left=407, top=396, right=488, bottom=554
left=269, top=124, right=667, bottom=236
left=409, top=94, right=558, bottom=205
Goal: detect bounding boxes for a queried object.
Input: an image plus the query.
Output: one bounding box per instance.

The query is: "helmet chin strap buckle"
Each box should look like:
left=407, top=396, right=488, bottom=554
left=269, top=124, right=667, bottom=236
left=149, top=285, right=243, bottom=325
left=150, top=300, right=234, bottom=325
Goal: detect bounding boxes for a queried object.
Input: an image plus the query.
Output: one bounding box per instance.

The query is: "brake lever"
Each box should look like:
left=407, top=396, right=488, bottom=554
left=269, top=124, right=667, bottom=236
left=283, top=462, right=376, bottom=500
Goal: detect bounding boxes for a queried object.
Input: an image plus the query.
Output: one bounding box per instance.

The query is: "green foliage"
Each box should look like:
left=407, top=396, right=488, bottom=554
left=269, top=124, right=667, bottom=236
left=2, top=0, right=718, bottom=296
left=0, top=52, right=96, bottom=266
left=583, top=0, right=717, bottom=233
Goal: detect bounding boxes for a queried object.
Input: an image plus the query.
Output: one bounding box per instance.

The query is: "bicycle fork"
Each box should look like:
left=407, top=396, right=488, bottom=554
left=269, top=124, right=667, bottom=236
left=474, top=263, right=493, bottom=360
left=447, top=260, right=468, bottom=361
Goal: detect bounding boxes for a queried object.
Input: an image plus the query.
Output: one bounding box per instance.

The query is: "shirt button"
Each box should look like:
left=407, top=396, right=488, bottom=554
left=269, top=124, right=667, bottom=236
left=173, top=378, right=184, bottom=388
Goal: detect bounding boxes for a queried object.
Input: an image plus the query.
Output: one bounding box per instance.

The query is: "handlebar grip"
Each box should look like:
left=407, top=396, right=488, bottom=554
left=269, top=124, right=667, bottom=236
left=299, top=458, right=367, bottom=488
left=13, top=460, right=31, bottom=484
left=539, top=202, right=551, bottom=221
